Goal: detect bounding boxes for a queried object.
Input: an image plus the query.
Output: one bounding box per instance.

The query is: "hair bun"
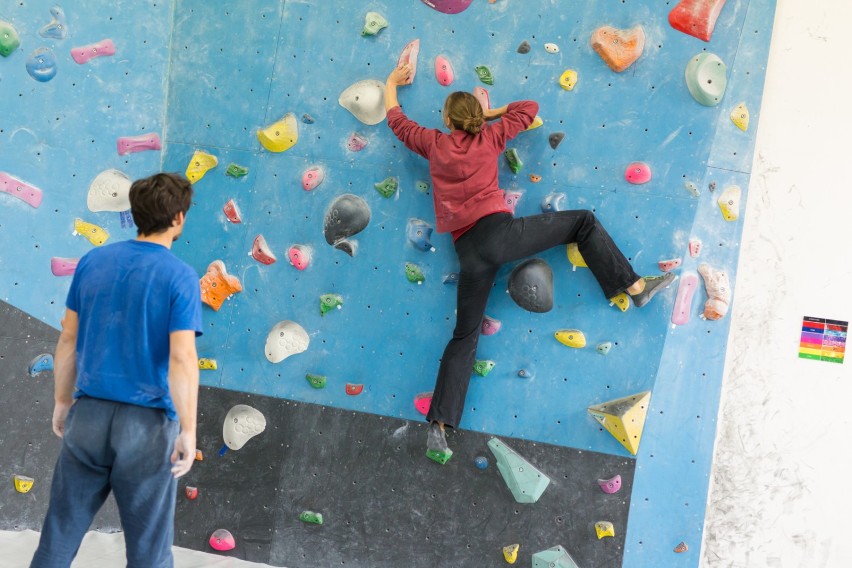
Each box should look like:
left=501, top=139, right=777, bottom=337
left=463, top=116, right=484, bottom=135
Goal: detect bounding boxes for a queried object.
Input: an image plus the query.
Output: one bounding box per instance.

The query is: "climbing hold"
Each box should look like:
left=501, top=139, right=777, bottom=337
left=529, top=174, right=542, bottom=183
left=345, top=383, right=364, bottom=396
left=0, top=172, right=44, bottom=208
left=374, top=176, right=399, bottom=198
left=223, top=199, right=242, bottom=224
left=525, top=115, right=544, bottom=131
left=503, top=148, right=524, bottom=174
left=334, top=240, right=357, bottom=257
left=531, top=545, right=579, bottom=568
left=609, top=293, right=630, bottom=312
left=541, top=193, right=567, bottom=213
left=708, top=181, right=717, bottom=192
left=319, top=293, right=343, bottom=316
left=185, top=150, right=218, bottom=183
left=0, top=21, right=21, bottom=57
left=443, top=273, right=459, bottom=285
left=481, top=315, right=501, bottom=336
left=73, top=218, right=109, bottom=247
left=250, top=235, right=277, bottom=265
left=361, top=11, right=388, bottom=36
left=225, top=163, right=249, bottom=178
left=39, top=6, right=67, bottom=39
left=288, top=245, right=312, bottom=270
left=258, top=113, right=299, bottom=152
left=548, top=132, right=565, bottom=149
left=588, top=390, right=651, bottom=455
left=474, top=65, right=494, bottom=85
left=658, top=258, right=682, bottom=272
left=397, top=39, right=420, bottom=83
left=427, top=447, right=453, bottom=465
left=473, top=360, right=495, bottom=377
left=299, top=511, right=324, bottom=525
left=209, top=529, right=235, bottom=551
left=301, top=113, right=315, bottom=124
left=301, top=166, right=324, bottom=191
left=555, top=329, right=586, bottom=348
left=544, top=43, right=559, bottom=54
left=488, top=437, right=551, bottom=503
left=596, top=342, right=612, bottom=355
left=669, top=0, right=727, bottom=42
left=508, top=258, right=553, bottom=313
left=420, top=0, right=474, bottom=15
left=28, top=354, right=54, bottom=376
left=324, top=194, right=371, bottom=252
left=595, top=521, right=615, bottom=539
left=195, top=450, right=203, bottom=461
left=70, top=39, right=116, bottom=64
left=265, top=320, right=310, bottom=363
left=597, top=474, right=622, bottom=494
left=684, top=181, right=701, bottom=197
left=730, top=102, right=749, bottom=131
left=503, top=190, right=522, bottom=214
left=414, top=392, right=432, bottom=415
left=717, top=185, right=741, bottom=221
left=688, top=238, right=702, bottom=258
left=200, top=261, right=242, bottom=311
left=339, top=80, right=386, bottom=125
left=503, top=543, right=519, bottom=564
left=698, top=263, right=731, bottom=320
left=346, top=132, right=369, bottom=152
left=566, top=243, right=587, bottom=270
left=434, top=55, right=455, bottom=86
left=223, top=404, right=266, bottom=451
left=474, top=456, right=489, bottom=470
left=306, top=373, right=327, bottom=389
left=685, top=52, right=727, bottom=106
left=473, top=86, right=490, bottom=112
left=50, top=257, right=78, bottom=277
left=517, top=40, right=531, bottom=54
left=87, top=169, right=131, bottom=212
left=13, top=475, right=34, bottom=494
left=26, top=48, right=58, bottom=82
left=672, top=273, right=699, bottom=325
left=674, top=542, right=689, bottom=553
left=405, top=262, right=425, bottom=285
left=559, top=69, right=578, bottom=91
left=591, top=26, right=645, bottom=73
left=416, top=180, right=431, bottom=194
left=185, top=486, right=198, bottom=500
left=117, top=133, right=161, bottom=156
left=198, top=358, right=217, bottom=370
left=517, top=368, right=535, bottom=379
left=624, top=162, right=652, bottom=184
left=407, top=218, right=435, bottom=252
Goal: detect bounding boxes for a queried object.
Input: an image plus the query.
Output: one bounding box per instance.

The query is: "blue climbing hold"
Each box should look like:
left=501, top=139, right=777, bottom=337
left=406, top=218, right=435, bottom=252
left=28, top=354, right=54, bottom=376
left=474, top=456, right=489, bottom=470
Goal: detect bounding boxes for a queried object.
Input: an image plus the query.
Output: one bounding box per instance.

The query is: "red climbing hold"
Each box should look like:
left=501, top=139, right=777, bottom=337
left=185, top=486, right=198, bottom=500
left=346, top=383, right=364, bottom=396
left=251, top=234, right=277, bottom=265
left=669, top=0, right=727, bottom=42
left=414, top=392, right=432, bottom=415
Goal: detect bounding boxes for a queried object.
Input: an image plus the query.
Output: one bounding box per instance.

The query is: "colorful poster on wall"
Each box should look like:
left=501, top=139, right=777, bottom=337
left=799, top=316, right=847, bottom=364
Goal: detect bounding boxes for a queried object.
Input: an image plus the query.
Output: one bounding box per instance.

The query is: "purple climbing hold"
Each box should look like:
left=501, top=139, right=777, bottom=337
left=347, top=133, right=369, bottom=152
left=420, top=0, right=474, bottom=15
left=481, top=315, right=501, bottom=336
left=503, top=190, right=522, bottom=214
left=598, top=474, right=622, bottom=494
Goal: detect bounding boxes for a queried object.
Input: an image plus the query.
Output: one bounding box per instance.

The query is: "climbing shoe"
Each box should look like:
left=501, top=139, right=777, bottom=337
left=629, top=273, right=677, bottom=308
left=426, top=421, right=453, bottom=465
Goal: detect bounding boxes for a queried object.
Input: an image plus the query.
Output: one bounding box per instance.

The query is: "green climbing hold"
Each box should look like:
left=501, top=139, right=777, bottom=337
left=225, top=163, right=249, bottom=178
left=474, top=65, right=494, bottom=85
left=426, top=448, right=453, bottom=465
left=531, top=545, right=580, bottom=568
left=405, top=262, right=425, bottom=284
left=305, top=373, right=327, bottom=389
left=473, top=360, right=495, bottom=377
left=374, top=176, right=399, bottom=198
left=299, top=511, right=324, bottom=525
left=504, top=148, right=523, bottom=174
left=0, top=21, right=21, bottom=58
left=361, top=11, right=388, bottom=36
left=415, top=180, right=430, bottom=194
left=319, top=293, right=343, bottom=316
left=488, top=437, right=551, bottom=503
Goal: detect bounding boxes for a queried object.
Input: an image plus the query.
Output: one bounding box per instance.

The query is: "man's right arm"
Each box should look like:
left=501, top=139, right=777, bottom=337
left=168, top=329, right=199, bottom=478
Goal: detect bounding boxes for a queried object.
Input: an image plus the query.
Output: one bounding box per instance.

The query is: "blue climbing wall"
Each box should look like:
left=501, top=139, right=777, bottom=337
left=0, top=0, right=776, bottom=566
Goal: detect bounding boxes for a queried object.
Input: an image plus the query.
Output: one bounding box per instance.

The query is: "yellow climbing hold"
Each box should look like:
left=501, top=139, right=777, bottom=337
left=73, top=218, right=109, bottom=247
left=185, top=150, right=218, bottom=183
left=502, top=543, right=519, bottom=564
left=609, top=292, right=630, bottom=312
left=13, top=475, right=34, bottom=494
left=525, top=115, right=544, bottom=131
left=566, top=242, right=587, bottom=270
left=257, top=113, right=299, bottom=153
left=555, top=329, right=586, bottom=348
left=717, top=185, right=741, bottom=222
left=587, top=390, right=651, bottom=455
left=730, top=102, right=749, bottom=131
left=595, top=521, right=615, bottom=539
left=559, top=69, right=578, bottom=90
left=198, top=358, right=218, bottom=370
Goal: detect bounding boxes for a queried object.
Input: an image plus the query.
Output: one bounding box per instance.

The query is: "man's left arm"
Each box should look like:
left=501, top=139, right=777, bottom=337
left=53, top=309, right=78, bottom=437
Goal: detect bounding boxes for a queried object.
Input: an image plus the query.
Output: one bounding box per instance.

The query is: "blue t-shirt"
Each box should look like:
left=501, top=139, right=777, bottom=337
left=66, top=239, right=203, bottom=420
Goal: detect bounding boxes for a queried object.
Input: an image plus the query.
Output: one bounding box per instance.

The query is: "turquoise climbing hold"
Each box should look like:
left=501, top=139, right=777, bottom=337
left=531, top=545, right=580, bottom=568
left=487, top=437, right=551, bottom=503
left=685, top=52, right=727, bottom=107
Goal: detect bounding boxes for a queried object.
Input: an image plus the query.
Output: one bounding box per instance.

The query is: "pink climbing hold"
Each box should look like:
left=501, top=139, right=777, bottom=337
left=669, top=0, right=728, bottom=42
left=503, top=190, right=522, bottom=214
left=597, top=474, right=622, bottom=494
left=481, top=315, right=502, bottom=336
left=688, top=238, right=702, bottom=258
left=251, top=235, right=277, bottom=265
left=288, top=245, right=312, bottom=271
left=658, top=258, right=682, bottom=272
left=301, top=167, right=324, bottom=191
left=671, top=273, right=699, bottom=326
left=223, top=199, right=242, bottom=223
left=624, top=162, right=652, bottom=184
left=0, top=172, right=43, bottom=208
left=70, top=39, right=116, bottom=64
left=420, top=0, right=474, bottom=15
left=434, top=55, right=454, bottom=86
left=209, top=529, right=235, bottom=551
left=414, top=392, right=432, bottom=416
left=116, top=133, right=162, bottom=155
left=51, top=257, right=79, bottom=277
left=397, top=39, right=420, bottom=84
left=473, top=86, right=490, bottom=112
left=347, top=133, right=369, bottom=152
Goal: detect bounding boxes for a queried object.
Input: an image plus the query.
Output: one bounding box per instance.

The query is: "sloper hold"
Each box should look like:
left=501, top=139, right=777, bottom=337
left=698, top=263, right=731, bottom=320
left=397, top=39, right=420, bottom=83
left=87, top=169, right=131, bottom=212
left=39, top=6, right=68, bottom=39
left=28, top=354, right=54, bottom=376
left=508, top=258, right=553, bottom=312
left=591, top=26, right=645, bottom=73
left=223, top=404, right=266, bottom=450
left=13, top=475, right=34, bottom=494
left=70, top=39, right=115, bottom=64
left=265, top=320, right=309, bottom=363
left=200, top=260, right=242, bottom=311
left=503, top=543, right=519, bottom=564
left=531, top=545, right=579, bottom=568
left=361, top=11, right=388, bottom=36
left=0, top=21, right=21, bottom=57
left=669, top=0, right=728, bottom=42
left=117, top=133, right=161, bottom=155
left=420, top=0, right=474, bottom=15
left=685, top=52, right=727, bottom=106
left=0, top=172, right=44, bottom=208
left=587, top=390, right=651, bottom=455
left=26, top=48, right=58, bottom=82
left=555, top=329, right=586, bottom=348
left=717, top=185, right=741, bottom=221
left=339, top=80, right=386, bottom=125
left=324, top=194, right=371, bottom=246
left=488, top=438, right=551, bottom=503
left=434, top=55, right=454, bottom=86
left=257, top=113, right=299, bottom=152
left=624, top=162, right=652, bottom=184
left=185, top=150, right=218, bottom=183
left=209, top=529, right=235, bottom=551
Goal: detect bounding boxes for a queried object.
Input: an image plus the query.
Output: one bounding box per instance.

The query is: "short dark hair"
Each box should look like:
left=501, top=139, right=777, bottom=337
left=129, top=173, right=193, bottom=236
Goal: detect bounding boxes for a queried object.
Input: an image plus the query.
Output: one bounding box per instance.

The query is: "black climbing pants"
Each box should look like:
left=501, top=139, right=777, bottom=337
left=426, top=211, right=640, bottom=429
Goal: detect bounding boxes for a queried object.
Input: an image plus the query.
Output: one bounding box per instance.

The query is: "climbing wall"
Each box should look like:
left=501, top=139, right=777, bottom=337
left=0, top=0, right=777, bottom=567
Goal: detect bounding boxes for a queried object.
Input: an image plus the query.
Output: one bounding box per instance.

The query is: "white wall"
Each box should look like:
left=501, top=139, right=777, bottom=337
left=703, top=0, right=852, bottom=566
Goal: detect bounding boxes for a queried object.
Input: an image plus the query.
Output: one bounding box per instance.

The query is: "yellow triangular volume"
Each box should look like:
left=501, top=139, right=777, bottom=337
left=257, top=113, right=299, bottom=153
left=587, top=391, right=651, bottom=455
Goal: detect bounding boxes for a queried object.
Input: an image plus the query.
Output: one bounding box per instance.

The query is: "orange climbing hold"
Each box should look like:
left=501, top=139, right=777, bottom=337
left=346, top=383, right=364, bottom=396
left=669, top=0, right=727, bottom=42
left=200, top=260, right=242, bottom=311
left=590, top=25, right=645, bottom=73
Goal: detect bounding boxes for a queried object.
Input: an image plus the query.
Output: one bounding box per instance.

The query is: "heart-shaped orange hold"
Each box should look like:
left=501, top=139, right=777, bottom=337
left=200, top=260, right=243, bottom=311
left=590, top=25, right=645, bottom=73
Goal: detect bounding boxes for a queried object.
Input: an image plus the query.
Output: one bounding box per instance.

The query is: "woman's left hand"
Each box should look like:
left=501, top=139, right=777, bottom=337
left=388, top=64, right=413, bottom=86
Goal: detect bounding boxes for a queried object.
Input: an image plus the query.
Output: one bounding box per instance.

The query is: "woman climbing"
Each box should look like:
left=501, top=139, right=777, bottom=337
left=384, top=63, right=675, bottom=464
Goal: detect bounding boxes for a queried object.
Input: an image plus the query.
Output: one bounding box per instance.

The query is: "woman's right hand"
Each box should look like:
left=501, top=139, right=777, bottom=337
left=388, top=63, right=414, bottom=86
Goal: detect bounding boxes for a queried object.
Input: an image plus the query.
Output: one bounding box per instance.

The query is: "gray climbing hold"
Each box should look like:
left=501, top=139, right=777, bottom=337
left=323, top=194, right=371, bottom=246
left=508, top=258, right=553, bottom=313
left=531, top=545, right=580, bottom=568
left=487, top=437, right=551, bottom=503
left=517, top=40, right=531, bottom=54
left=549, top=132, right=565, bottom=149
